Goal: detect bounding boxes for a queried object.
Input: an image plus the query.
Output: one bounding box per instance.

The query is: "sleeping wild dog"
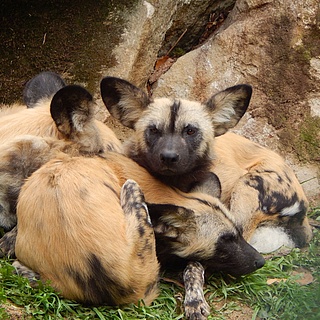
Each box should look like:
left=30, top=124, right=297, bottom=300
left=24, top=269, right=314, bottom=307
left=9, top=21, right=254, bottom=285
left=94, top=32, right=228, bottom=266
left=0, top=73, right=160, bottom=306
left=0, top=72, right=122, bottom=235
left=2, top=136, right=265, bottom=277
left=14, top=154, right=160, bottom=306
left=0, top=72, right=121, bottom=154
left=100, top=76, right=312, bottom=254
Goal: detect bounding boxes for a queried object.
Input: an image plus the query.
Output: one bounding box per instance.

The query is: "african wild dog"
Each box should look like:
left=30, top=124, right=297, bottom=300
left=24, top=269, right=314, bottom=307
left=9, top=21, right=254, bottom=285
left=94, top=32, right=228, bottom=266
left=7, top=144, right=263, bottom=275
left=0, top=72, right=122, bottom=240
left=100, top=76, right=251, bottom=193
left=99, top=76, right=312, bottom=254
left=0, top=72, right=122, bottom=154
left=212, top=132, right=313, bottom=253
left=0, top=135, right=263, bottom=317
left=14, top=156, right=160, bottom=306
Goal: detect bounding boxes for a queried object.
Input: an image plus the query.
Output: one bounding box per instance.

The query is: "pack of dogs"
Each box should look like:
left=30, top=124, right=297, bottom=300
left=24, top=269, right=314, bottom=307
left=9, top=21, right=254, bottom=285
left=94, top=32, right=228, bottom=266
left=0, top=72, right=312, bottom=319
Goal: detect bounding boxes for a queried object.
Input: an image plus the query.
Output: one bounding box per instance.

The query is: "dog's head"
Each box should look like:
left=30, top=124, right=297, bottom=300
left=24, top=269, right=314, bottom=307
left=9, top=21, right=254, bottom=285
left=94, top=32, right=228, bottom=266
left=147, top=192, right=265, bottom=276
left=100, top=77, right=252, bottom=181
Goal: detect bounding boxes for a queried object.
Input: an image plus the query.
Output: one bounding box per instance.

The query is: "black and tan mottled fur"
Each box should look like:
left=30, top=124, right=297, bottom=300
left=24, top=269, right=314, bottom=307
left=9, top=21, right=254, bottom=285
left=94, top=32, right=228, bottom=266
left=7, top=144, right=263, bottom=277
left=212, top=132, right=312, bottom=253
left=15, top=164, right=159, bottom=306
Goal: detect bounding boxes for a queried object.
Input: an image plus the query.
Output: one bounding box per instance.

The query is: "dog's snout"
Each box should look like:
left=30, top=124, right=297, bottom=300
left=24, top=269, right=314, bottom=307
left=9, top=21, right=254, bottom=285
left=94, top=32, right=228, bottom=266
left=160, top=150, right=180, bottom=164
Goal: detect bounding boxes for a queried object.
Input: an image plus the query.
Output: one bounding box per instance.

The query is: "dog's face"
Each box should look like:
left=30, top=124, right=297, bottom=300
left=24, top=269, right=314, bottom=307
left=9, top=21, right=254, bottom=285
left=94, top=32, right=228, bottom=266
left=148, top=194, right=265, bottom=276
left=100, top=77, right=252, bottom=190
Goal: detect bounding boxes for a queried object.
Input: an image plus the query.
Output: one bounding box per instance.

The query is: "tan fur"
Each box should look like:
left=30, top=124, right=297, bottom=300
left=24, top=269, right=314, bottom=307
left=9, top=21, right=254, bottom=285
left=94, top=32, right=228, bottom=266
left=15, top=155, right=159, bottom=306
left=0, top=99, right=122, bottom=154
left=212, top=132, right=312, bottom=249
left=0, top=135, right=84, bottom=230
left=0, top=103, right=26, bottom=117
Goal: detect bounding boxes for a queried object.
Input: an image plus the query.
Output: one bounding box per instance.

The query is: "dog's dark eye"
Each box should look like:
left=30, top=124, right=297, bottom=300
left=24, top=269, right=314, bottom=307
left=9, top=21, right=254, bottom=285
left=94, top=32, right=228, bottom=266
left=149, top=127, right=159, bottom=134
left=184, top=126, right=198, bottom=136
left=187, top=128, right=196, bottom=135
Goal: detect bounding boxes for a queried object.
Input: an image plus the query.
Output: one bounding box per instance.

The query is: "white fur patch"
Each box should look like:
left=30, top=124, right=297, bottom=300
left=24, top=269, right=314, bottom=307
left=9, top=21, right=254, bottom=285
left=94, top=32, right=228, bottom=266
left=249, top=226, right=295, bottom=254
left=280, top=201, right=301, bottom=216
left=213, top=106, right=236, bottom=123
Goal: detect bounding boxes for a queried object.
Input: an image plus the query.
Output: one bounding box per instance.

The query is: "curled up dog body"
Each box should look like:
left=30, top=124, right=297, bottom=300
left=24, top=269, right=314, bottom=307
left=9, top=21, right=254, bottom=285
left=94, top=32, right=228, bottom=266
left=0, top=71, right=122, bottom=248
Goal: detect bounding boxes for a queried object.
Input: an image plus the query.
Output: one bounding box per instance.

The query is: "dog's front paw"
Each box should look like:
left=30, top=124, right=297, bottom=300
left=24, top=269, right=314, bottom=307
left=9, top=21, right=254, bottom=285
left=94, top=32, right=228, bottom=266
left=183, top=261, right=210, bottom=320
left=184, top=297, right=210, bottom=320
left=0, top=226, right=17, bottom=258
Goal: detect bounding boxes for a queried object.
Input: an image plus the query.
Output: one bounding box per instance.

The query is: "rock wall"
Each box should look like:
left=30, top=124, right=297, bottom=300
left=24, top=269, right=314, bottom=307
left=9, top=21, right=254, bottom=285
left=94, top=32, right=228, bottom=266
left=104, top=0, right=320, bottom=202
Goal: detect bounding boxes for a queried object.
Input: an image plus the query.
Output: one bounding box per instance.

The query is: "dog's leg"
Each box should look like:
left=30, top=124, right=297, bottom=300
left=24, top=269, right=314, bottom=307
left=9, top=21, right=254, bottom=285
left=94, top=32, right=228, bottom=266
left=0, top=226, right=17, bottom=258
left=12, top=260, right=40, bottom=286
left=120, top=179, right=159, bottom=303
left=183, top=261, right=210, bottom=320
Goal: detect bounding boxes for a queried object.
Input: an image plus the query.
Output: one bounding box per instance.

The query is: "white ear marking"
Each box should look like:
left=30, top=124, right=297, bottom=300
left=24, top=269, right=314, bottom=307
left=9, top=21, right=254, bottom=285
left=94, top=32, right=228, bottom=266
left=280, top=201, right=301, bottom=216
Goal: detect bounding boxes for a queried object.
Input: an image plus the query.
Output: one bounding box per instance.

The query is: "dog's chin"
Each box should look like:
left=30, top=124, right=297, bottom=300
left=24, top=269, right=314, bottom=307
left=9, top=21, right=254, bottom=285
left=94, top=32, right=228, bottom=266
left=158, top=169, right=178, bottom=176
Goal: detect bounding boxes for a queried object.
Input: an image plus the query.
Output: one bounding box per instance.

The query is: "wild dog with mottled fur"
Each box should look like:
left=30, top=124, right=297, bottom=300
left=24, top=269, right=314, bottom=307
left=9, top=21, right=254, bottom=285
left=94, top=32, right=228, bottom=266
left=213, top=132, right=312, bottom=253
left=8, top=142, right=264, bottom=277
left=100, top=77, right=251, bottom=193
left=15, top=163, right=159, bottom=306
left=0, top=133, right=262, bottom=317
left=99, top=77, right=312, bottom=253
left=0, top=72, right=121, bottom=154
left=0, top=134, right=262, bottom=316
left=0, top=72, right=121, bottom=235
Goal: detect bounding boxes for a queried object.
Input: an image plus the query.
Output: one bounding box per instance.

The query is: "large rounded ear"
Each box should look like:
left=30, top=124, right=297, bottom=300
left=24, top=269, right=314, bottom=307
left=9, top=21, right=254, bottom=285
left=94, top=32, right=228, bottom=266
left=147, top=203, right=195, bottom=238
left=205, top=84, right=252, bottom=136
left=50, top=85, right=94, bottom=136
left=100, top=77, right=151, bottom=129
left=23, top=71, right=66, bottom=108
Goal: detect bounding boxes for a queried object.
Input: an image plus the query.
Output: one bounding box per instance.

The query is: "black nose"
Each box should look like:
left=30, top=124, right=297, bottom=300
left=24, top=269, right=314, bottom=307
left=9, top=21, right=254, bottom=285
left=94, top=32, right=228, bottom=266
left=160, top=151, right=179, bottom=164
left=255, top=256, right=265, bottom=269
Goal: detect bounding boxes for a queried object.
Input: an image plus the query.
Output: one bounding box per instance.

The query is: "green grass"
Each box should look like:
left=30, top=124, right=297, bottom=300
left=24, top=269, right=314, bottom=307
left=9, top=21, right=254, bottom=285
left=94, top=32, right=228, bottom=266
left=1, top=208, right=319, bottom=319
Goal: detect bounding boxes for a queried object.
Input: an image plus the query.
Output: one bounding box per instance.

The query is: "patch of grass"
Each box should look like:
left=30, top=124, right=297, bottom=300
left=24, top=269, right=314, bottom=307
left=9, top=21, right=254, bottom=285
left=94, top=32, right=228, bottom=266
left=1, top=208, right=319, bottom=319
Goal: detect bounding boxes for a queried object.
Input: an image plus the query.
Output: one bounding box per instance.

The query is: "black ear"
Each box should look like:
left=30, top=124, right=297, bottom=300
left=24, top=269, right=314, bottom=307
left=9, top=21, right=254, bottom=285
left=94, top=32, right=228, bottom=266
left=189, top=172, right=221, bottom=198
left=205, top=84, right=252, bottom=136
left=23, top=71, right=66, bottom=108
left=147, top=203, right=194, bottom=238
left=50, top=85, right=94, bottom=136
left=100, top=77, right=151, bottom=129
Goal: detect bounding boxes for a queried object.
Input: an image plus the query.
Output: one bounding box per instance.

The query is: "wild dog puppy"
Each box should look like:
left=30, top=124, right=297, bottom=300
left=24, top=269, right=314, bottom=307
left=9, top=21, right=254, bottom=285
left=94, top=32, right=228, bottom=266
left=14, top=156, right=159, bottom=306
left=100, top=76, right=252, bottom=193
left=212, top=132, right=313, bottom=253
left=99, top=77, right=312, bottom=254
left=0, top=72, right=122, bottom=154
